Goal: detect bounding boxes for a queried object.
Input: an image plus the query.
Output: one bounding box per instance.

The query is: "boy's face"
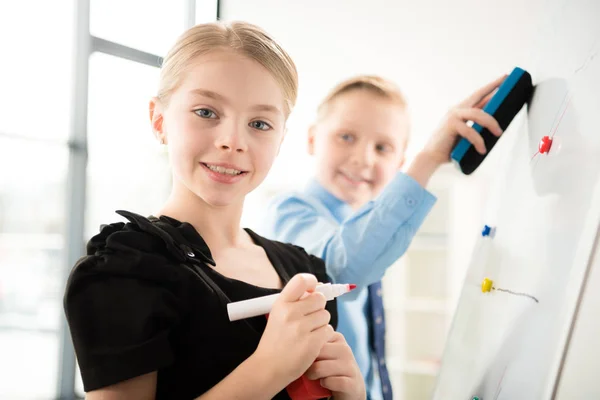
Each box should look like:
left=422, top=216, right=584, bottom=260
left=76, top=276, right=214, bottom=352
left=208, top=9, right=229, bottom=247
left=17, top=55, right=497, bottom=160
left=309, top=90, right=409, bottom=209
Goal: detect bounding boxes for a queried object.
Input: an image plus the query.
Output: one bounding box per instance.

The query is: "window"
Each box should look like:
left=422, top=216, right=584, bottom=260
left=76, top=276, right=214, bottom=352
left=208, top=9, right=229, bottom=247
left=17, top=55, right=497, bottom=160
left=0, top=1, right=74, bottom=141
left=0, top=0, right=74, bottom=398
left=0, top=1, right=216, bottom=397
left=196, top=0, right=219, bottom=24
left=0, top=137, right=68, bottom=398
left=86, top=53, right=171, bottom=236
left=90, top=0, right=185, bottom=56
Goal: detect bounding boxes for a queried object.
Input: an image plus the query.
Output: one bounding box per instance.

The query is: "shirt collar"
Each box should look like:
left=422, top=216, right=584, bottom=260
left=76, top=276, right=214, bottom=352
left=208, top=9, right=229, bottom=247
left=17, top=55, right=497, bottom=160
left=304, top=179, right=353, bottom=222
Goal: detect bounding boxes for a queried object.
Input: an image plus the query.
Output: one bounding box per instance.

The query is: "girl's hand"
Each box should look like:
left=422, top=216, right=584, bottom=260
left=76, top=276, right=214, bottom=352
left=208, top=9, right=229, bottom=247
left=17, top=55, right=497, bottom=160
left=253, top=273, right=334, bottom=385
left=306, top=332, right=366, bottom=400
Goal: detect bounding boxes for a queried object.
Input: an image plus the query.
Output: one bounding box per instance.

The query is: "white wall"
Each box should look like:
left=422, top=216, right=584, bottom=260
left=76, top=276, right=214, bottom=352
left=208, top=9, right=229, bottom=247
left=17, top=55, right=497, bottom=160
left=222, top=0, right=547, bottom=228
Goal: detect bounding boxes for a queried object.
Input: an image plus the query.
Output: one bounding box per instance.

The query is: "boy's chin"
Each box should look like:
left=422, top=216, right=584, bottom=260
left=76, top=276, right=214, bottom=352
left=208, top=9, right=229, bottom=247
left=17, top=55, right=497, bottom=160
left=335, top=188, right=371, bottom=209
left=320, top=176, right=371, bottom=207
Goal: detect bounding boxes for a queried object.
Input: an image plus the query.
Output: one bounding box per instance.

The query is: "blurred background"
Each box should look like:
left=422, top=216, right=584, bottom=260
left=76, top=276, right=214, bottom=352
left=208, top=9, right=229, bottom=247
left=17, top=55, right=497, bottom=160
left=0, top=0, right=547, bottom=398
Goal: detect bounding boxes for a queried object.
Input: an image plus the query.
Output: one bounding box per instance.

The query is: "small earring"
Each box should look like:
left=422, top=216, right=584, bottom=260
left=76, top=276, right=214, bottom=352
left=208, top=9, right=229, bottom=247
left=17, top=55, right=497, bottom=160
left=159, top=137, right=165, bottom=145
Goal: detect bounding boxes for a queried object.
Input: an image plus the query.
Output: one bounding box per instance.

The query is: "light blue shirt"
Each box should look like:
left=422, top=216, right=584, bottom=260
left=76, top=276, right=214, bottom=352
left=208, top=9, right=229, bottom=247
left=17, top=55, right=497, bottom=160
left=260, top=172, right=437, bottom=399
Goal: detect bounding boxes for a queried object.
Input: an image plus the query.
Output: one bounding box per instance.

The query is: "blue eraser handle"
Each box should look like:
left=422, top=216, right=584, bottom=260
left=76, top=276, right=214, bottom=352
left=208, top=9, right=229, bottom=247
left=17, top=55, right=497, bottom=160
left=450, top=67, right=533, bottom=175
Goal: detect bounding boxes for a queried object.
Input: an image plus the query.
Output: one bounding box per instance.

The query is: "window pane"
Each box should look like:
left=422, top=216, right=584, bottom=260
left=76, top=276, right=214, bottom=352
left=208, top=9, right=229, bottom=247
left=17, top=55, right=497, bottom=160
left=0, top=136, right=68, bottom=399
left=90, top=0, right=186, bottom=56
left=86, top=53, right=171, bottom=239
left=196, top=0, right=218, bottom=24
left=0, top=1, right=74, bottom=141
left=75, top=364, right=84, bottom=397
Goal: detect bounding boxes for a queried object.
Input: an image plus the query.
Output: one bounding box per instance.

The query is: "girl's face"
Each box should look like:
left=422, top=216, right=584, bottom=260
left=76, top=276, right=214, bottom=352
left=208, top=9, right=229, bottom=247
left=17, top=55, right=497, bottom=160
left=152, top=50, right=287, bottom=208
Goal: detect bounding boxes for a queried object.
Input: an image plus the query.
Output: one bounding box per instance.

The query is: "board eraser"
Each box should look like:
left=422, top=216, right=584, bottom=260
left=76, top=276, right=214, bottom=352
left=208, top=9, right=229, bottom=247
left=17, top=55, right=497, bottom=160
left=450, top=67, right=533, bottom=175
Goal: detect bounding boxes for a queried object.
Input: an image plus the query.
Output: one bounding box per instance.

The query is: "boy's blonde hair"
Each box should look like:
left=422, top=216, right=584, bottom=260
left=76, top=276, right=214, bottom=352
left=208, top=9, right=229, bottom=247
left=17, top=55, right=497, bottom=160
left=157, top=21, right=298, bottom=116
left=316, top=75, right=407, bottom=121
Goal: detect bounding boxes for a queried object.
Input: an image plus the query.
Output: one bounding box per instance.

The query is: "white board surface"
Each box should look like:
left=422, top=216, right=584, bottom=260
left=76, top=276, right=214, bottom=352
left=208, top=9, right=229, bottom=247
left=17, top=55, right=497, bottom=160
left=433, top=0, right=600, bottom=398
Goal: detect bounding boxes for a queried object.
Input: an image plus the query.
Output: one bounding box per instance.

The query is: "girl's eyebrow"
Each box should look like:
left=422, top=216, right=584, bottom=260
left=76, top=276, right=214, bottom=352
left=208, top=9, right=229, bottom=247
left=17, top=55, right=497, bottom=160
left=188, top=89, right=228, bottom=103
left=188, top=88, right=283, bottom=116
left=250, top=104, right=283, bottom=116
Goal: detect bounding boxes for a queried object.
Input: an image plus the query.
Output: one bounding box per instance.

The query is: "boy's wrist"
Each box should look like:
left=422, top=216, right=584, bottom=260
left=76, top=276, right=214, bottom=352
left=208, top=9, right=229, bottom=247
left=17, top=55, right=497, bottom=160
left=405, top=151, right=442, bottom=188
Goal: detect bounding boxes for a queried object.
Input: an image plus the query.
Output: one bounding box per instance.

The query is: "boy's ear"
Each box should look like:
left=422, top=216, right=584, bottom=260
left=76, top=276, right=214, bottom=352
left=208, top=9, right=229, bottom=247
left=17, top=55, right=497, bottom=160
left=149, top=97, right=166, bottom=144
left=307, top=125, right=316, bottom=155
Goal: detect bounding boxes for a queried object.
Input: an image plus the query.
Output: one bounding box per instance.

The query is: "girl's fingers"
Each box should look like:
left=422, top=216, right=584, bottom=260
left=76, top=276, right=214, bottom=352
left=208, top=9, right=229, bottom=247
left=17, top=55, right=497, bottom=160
left=316, top=341, right=347, bottom=360
left=320, top=376, right=355, bottom=393
left=306, top=360, right=353, bottom=380
left=307, top=309, right=331, bottom=332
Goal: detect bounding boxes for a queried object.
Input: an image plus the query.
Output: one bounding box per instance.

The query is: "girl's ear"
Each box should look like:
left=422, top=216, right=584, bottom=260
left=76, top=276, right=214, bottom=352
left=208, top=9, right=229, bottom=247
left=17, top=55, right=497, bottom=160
left=149, top=97, right=166, bottom=144
left=307, top=125, right=316, bottom=155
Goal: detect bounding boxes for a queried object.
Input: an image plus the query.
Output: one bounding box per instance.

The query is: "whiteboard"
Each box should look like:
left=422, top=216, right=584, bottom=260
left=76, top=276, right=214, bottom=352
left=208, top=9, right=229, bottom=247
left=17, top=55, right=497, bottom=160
left=432, top=0, right=600, bottom=398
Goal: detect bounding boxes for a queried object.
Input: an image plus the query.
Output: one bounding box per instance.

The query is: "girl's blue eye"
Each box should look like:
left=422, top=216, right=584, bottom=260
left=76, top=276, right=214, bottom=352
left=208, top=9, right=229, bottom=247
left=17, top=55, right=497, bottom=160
left=340, top=133, right=355, bottom=142
left=194, top=108, right=217, bottom=119
left=250, top=120, right=272, bottom=131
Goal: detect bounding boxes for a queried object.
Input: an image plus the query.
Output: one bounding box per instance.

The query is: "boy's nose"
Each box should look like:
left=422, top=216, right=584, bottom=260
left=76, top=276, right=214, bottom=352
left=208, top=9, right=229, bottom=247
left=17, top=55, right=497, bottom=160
left=350, top=144, right=375, bottom=167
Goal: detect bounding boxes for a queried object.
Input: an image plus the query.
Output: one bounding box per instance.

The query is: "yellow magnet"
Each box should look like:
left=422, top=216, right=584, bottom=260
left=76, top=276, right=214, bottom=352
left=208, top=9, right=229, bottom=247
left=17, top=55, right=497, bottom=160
left=481, top=278, right=494, bottom=293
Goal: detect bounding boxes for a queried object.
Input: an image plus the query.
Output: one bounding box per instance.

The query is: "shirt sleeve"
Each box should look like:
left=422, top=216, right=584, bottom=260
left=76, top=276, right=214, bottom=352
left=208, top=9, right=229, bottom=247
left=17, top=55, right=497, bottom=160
left=262, top=172, right=437, bottom=286
left=63, top=248, right=184, bottom=392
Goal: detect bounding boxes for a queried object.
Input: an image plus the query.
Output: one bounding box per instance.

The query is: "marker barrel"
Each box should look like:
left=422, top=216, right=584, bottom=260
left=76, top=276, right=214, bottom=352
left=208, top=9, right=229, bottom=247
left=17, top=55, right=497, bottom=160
left=227, top=283, right=353, bottom=321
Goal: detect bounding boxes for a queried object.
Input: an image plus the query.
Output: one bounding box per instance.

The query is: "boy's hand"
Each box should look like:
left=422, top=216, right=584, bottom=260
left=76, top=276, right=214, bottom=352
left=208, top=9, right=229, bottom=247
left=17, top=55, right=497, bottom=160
left=421, top=74, right=506, bottom=167
left=305, top=332, right=366, bottom=400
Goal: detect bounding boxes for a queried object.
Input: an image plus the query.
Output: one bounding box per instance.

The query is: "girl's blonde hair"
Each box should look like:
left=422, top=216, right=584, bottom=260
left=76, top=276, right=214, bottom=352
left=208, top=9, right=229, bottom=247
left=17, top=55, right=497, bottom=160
left=316, top=75, right=407, bottom=121
left=157, top=21, right=298, bottom=116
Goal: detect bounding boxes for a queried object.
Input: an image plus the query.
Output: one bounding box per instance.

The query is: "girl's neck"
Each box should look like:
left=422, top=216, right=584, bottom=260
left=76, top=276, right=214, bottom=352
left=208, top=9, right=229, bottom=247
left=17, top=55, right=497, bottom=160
left=158, top=184, right=247, bottom=252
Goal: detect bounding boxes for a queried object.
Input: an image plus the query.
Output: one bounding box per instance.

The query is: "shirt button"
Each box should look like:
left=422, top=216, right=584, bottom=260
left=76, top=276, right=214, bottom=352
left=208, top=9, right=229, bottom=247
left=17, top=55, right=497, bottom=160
left=377, top=288, right=382, bottom=297
left=406, top=197, right=416, bottom=206
left=380, top=358, right=385, bottom=366
left=383, top=385, right=389, bottom=393
left=181, top=245, right=195, bottom=258
left=375, top=316, right=383, bottom=324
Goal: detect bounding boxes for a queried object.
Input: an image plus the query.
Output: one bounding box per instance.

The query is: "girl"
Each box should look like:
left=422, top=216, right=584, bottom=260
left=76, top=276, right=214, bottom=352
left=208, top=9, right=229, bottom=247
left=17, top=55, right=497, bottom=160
left=63, top=22, right=365, bottom=400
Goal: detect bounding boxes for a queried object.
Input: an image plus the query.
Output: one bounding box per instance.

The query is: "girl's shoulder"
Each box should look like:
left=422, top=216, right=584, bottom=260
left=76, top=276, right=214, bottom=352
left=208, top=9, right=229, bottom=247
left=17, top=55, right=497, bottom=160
left=85, top=210, right=215, bottom=268
left=81, top=209, right=215, bottom=264
left=63, top=210, right=220, bottom=392
left=64, top=210, right=221, bottom=308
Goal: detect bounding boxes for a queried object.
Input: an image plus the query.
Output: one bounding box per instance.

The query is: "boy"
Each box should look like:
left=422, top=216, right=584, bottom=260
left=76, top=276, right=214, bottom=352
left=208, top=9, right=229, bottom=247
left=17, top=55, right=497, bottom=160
left=261, top=75, right=504, bottom=399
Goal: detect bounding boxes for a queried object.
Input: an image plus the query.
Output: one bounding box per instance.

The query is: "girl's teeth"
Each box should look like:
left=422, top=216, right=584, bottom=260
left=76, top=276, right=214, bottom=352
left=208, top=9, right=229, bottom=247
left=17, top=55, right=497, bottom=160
left=207, top=164, right=242, bottom=175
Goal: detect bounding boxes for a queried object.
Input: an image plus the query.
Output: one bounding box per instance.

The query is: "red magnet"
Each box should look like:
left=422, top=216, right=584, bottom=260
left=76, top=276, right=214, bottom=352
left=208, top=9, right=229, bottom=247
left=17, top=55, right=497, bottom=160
left=538, top=136, right=553, bottom=154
